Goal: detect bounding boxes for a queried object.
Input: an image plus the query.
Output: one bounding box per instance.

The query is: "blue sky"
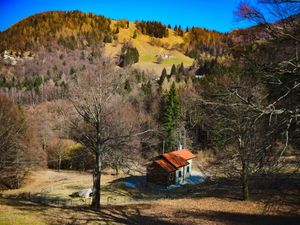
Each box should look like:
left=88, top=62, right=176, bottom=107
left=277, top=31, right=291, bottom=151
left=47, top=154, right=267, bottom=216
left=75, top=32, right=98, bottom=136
left=0, top=0, right=253, bottom=32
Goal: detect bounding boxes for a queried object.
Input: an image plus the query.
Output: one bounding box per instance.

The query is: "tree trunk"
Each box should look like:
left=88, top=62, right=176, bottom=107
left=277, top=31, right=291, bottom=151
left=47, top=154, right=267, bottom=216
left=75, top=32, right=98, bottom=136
left=241, top=160, right=249, bottom=200
left=91, top=150, right=101, bottom=210
left=58, top=155, right=62, bottom=172
left=115, top=166, right=119, bottom=176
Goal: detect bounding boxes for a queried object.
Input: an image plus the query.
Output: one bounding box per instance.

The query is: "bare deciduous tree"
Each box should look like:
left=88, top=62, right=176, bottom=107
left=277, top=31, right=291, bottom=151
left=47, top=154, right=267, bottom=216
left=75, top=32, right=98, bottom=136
left=234, top=0, right=300, bottom=160
left=0, top=92, right=46, bottom=188
left=69, top=62, right=153, bottom=210
left=198, top=74, right=274, bottom=200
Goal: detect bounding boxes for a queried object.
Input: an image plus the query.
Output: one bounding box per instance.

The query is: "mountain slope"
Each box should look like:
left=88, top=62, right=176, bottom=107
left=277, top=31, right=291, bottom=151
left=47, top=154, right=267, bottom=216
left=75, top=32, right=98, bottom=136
left=104, top=21, right=194, bottom=75
left=0, top=11, right=225, bottom=76
left=0, top=11, right=111, bottom=51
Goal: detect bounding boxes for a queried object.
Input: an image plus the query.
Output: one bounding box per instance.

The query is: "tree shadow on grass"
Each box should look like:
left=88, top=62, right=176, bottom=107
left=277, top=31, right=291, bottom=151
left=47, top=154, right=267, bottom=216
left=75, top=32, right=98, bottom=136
left=2, top=173, right=299, bottom=224
left=98, top=205, right=178, bottom=225
left=1, top=198, right=177, bottom=225
left=4, top=198, right=299, bottom=225
left=106, top=175, right=243, bottom=201
left=175, top=209, right=300, bottom=225
left=107, top=173, right=300, bottom=205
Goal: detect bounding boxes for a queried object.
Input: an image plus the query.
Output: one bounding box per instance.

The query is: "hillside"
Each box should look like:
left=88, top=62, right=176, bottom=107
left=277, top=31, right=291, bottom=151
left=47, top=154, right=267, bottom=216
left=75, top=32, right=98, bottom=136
left=0, top=11, right=111, bottom=51
left=104, top=21, right=194, bottom=75
left=0, top=11, right=224, bottom=76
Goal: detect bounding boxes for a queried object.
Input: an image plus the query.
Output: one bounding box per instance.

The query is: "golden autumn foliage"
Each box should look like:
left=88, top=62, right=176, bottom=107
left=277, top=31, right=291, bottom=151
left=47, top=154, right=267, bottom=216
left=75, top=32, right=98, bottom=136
left=0, top=11, right=112, bottom=51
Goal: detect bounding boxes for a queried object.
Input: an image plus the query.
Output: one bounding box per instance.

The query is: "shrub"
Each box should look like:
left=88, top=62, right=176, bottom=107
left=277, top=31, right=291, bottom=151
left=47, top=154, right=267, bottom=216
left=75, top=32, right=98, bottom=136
left=103, top=34, right=112, bottom=43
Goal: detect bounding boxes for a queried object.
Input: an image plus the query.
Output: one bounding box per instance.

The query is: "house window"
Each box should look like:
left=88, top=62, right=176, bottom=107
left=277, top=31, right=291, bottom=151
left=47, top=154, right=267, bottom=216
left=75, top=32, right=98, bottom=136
left=187, top=166, right=190, bottom=173
left=178, top=171, right=182, bottom=178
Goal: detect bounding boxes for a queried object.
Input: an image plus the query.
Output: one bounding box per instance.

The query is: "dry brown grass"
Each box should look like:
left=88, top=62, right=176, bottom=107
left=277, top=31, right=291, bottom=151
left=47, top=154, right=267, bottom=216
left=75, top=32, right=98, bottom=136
left=1, top=169, right=299, bottom=225
left=1, top=196, right=299, bottom=225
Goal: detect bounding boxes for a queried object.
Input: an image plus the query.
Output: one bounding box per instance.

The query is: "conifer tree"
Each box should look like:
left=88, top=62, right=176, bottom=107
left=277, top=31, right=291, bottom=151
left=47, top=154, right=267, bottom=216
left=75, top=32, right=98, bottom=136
left=159, top=68, right=167, bottom=85
left=163, top=82, right=180, bottom=151
left=170, top=64, right=177, bottom=75
left=178, top=62, right=184, bottom=74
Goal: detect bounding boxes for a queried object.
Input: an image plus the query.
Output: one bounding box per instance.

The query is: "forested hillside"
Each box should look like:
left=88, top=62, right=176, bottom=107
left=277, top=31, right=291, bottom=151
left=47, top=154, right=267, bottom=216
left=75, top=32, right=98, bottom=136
left=0, top=11, right=112, bottom=51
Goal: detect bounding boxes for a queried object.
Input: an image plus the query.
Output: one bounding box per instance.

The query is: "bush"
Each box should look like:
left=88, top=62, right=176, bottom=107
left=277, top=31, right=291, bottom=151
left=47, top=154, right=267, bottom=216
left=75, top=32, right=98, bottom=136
left=141, top=81, right=152, bottom=95
left=156, top=55, right=163, bottom=64
left=133, top=30, right=137, bottom=39
left=103, top=34, right=112, bottom=43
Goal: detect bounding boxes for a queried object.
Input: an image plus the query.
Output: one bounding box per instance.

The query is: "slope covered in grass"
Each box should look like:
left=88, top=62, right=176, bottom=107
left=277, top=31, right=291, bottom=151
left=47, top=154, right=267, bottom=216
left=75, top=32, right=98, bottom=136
left=104, top=22, right=194, bottom=76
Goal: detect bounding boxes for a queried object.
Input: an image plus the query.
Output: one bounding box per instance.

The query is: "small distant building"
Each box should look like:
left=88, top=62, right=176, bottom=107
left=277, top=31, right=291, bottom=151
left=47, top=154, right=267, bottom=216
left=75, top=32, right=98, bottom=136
left=146, top=148, right=196, bottom=186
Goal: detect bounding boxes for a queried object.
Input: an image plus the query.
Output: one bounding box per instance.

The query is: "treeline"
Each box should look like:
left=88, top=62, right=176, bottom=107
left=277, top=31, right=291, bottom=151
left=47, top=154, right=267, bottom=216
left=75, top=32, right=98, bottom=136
left=135, top=20, right=168, bottom=38
left=174, top=25, right=184, bottom=36
left=184, top=27, right=224, bottom=59
left=0, top=11, right=112, bottom=51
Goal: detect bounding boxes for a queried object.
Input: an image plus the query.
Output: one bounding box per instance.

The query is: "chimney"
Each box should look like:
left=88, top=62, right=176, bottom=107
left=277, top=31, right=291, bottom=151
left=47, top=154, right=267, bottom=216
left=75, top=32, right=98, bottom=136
left=178, top=142, right=183, bottom=150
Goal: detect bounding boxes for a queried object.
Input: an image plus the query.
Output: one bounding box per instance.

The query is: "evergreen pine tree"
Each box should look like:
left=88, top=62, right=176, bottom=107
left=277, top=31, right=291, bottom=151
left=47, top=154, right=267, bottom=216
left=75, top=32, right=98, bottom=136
left=170, top=64, right=177, bottom=75
left=178, top=62, right=184, bottom=74
left=177, top=25, right=183, bottom=36
left=163, top=82, right=180, bottom=151
left=159, top=68, right=167, bottom=85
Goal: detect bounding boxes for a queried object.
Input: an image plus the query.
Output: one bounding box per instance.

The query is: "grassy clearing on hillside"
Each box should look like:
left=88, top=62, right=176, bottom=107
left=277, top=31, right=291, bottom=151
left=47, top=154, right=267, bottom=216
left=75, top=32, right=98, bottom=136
left=104, top=22, right=194, bottom=76
left=1, top=195, right=299, bottom=225
left=1, top=168, right=299, bottom=225
left=1, top=152, right=299, bottom=225
left=1, top=170, right=134, bottom=206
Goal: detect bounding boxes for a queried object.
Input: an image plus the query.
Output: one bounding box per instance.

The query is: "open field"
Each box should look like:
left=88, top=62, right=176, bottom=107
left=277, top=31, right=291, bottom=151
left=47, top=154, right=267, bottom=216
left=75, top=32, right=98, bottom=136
left=1, top=169, right=299, bottom=225
left=104, top=22, right=194, bottom=76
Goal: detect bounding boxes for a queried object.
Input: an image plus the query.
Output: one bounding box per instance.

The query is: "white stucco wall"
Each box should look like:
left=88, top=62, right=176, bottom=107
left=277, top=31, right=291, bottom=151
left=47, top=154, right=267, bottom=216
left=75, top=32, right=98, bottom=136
left=175, top=159, right=193, bottom=183
left=175, top=167, right=184, bottom=183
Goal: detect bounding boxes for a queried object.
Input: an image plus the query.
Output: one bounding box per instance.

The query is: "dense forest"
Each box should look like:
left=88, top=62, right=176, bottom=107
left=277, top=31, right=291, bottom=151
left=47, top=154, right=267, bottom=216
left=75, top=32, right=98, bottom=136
left=0, top=11, right=112, bottom=51
left=135, top=20, right=169, bottom=38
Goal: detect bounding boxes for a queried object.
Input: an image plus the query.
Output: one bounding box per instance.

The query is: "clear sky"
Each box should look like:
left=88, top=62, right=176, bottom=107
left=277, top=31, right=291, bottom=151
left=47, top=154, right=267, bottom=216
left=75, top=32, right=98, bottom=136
left=0, top=0, right=253, bottom=32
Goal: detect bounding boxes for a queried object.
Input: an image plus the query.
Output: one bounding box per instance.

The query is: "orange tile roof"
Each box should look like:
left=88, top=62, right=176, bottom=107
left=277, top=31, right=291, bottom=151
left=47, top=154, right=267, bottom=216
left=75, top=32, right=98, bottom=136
left=162, top=149, right=195, bottom=168
left=163, top=153, right=188, bottom=168
left=149, top=149, right=196, bottom=172
left=169, top=148, right=196, bottom=160
left=155, top=158, right=176, bottom=172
